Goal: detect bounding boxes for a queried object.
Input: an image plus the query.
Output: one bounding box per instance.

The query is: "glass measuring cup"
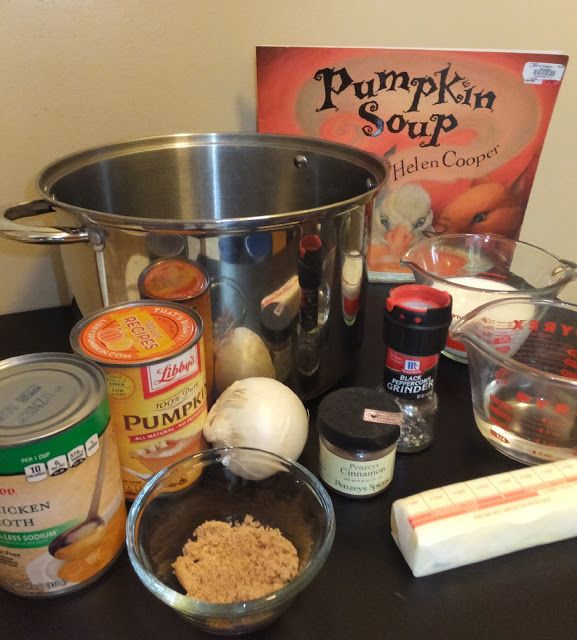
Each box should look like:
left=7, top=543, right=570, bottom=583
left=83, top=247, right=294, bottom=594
left=401, top=234, right=577, bottom=362
left=452, top=297, right=577, bottom=465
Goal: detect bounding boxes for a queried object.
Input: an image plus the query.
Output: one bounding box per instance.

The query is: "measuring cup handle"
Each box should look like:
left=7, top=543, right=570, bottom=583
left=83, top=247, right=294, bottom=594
left=560, top=258, right=577, bottom=274
left=550, top=257, right=577, bottom=285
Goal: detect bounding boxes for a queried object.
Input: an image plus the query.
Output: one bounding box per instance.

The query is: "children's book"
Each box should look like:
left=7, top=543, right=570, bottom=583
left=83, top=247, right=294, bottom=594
left=256, top=47, right=568, bottom=281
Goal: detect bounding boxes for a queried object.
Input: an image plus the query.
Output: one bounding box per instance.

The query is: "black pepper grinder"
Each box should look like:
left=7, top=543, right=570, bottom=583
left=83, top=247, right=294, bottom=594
left=382, top=284, right=452, bottom=452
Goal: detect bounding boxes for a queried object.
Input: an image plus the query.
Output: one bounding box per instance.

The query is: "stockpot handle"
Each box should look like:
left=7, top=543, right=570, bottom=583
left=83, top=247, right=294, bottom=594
left=0, top=199, right=89, bottom=244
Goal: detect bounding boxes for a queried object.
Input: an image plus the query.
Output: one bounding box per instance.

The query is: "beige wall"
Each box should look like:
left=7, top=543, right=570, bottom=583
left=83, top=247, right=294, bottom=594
left=1, top=0, right=576, bottom=314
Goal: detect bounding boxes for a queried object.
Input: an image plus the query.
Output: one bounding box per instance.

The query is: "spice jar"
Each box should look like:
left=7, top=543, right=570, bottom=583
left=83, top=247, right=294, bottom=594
left=382, top=285, right=452, bottom=453
left=260, top=302, right=295, bottom=383
left=317, top=387, right=401, bottom=499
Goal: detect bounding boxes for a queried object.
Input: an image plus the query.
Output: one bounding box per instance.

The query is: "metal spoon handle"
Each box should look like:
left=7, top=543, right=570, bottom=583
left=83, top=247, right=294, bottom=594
left=87, top=435, right=108, bottom=518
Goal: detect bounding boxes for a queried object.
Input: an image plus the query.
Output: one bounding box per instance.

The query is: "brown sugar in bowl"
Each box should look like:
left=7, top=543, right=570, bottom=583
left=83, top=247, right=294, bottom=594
left=126, top=447, right=335, bottom=635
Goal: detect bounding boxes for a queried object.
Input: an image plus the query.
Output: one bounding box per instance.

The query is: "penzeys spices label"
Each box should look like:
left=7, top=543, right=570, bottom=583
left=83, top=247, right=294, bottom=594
left=0, top=353, right=126, bottom=597
left=317, top=388, right=401, bottom=499
left=70, top=301, right=208, bottom=500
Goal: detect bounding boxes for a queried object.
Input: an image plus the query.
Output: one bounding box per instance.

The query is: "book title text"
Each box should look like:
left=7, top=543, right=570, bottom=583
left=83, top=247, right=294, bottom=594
left=314, top=63, right=496, bottom=148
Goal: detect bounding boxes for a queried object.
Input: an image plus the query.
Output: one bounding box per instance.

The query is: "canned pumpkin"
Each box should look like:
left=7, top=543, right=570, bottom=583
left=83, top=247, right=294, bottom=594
left=70, top=301, right=208, bottom=500
left=138, top=257, right=215, bottom=404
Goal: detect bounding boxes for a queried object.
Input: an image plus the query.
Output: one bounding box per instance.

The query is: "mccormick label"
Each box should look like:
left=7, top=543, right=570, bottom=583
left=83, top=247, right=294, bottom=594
left=383, top=347, right=439, bottom=399
left=71, top=302, right=208, bottom=499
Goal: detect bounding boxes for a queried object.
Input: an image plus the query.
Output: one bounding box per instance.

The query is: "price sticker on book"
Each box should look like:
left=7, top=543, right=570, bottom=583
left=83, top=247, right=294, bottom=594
left=523, top=62, right=565, bottom=84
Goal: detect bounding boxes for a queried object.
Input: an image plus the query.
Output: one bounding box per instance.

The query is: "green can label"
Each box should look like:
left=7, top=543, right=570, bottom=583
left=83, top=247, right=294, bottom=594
left=0, top=354, right=127, bottom=597
left=0, top=427, right=126, bottom=596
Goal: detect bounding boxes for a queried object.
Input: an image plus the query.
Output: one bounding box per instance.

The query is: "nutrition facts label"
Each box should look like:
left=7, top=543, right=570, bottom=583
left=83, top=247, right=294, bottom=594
left=400, top=459, right=577, bottom=529
left=23, top=435, right=99, bottom=483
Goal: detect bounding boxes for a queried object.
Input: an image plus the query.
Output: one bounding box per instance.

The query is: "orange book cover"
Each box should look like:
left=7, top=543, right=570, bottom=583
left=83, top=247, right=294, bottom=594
left=256, top=47, right=568, bottom=281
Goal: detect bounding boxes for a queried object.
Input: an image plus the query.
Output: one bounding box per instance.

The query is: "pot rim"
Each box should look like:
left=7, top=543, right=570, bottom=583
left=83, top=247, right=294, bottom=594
left=36, top=132, right=388, bottom=234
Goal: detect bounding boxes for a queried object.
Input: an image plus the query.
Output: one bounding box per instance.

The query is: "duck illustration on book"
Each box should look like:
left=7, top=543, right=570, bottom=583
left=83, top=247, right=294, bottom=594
left=368, top=183, right=434, bottom=269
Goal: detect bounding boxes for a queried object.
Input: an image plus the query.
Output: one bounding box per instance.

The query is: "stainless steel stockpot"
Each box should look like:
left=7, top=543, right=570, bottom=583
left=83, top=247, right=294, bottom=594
left=0, top=132, right=388, bottom=399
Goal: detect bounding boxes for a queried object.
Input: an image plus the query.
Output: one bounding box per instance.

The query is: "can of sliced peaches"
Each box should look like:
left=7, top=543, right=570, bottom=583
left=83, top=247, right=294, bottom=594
left=0, top=352, right=126, bottom=597
left=70, top=301, right=208, bottom=500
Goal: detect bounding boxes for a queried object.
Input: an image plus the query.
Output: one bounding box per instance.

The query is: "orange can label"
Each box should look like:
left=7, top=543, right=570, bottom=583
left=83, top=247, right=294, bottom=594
left=139, top=258, right=208, bottom=301
left=77, top=305, right=198, bottom=364
left=72, top=303, right=208, bottom=500
left=138, top=259, right=215, bottom=404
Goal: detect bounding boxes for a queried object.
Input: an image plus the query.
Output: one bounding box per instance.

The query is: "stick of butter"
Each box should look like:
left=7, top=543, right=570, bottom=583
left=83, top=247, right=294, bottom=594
left=391, top=459, right=577, bottom=577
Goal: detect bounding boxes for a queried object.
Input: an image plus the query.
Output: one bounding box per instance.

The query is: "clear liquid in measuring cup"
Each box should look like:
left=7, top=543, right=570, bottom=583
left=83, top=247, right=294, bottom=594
left=475, top=381, right=577, bottom=465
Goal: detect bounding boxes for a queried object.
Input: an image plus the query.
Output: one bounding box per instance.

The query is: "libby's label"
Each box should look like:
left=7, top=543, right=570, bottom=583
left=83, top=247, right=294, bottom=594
left=383, top=347, right=439, bottom=399
left=140, top=345, right=200, bottom=397
left=138, top=272, right=215, bottom=404
left=0, top=427, right=126, bottom=597
left=104, top=342, right=208, bottom=500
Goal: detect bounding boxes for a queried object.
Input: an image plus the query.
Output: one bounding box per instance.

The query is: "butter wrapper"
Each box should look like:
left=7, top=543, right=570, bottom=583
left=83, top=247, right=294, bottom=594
left=391, top=459, right=577, bottom=577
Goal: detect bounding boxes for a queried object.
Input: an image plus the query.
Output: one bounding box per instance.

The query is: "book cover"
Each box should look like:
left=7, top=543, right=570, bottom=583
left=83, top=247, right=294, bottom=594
left=256, top=47, right=568, bottom=281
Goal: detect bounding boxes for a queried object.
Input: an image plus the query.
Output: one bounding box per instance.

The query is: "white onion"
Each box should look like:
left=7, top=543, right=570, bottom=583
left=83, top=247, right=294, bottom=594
left=203, top=377, right=309, bottom=479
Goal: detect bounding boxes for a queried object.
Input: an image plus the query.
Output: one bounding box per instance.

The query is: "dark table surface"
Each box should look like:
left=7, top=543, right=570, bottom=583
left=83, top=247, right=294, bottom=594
left=2, top=285, right=577, bottom=639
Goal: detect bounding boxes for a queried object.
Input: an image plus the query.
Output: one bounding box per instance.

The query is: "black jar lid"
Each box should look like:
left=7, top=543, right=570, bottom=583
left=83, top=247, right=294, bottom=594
left=317, top=387, right=401, bottom=452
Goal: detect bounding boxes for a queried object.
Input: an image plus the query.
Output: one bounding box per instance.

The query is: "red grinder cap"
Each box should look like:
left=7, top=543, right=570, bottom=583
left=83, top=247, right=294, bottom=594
left=386, top=284, right=451, bottom=316
left=383, top=284, right=453, bottom=356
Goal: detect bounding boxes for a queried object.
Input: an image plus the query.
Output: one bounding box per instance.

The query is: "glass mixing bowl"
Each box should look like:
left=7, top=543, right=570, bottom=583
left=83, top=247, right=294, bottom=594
left=126, top=447, right=335, bottom=635
left=401, top=233, right=577, bottom=363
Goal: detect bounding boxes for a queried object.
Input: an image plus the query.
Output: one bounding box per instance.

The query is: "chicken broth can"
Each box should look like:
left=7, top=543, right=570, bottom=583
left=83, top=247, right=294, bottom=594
left=70, top=301, right=208, bottom=500
left=0, top=353, right=126, bottom=597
